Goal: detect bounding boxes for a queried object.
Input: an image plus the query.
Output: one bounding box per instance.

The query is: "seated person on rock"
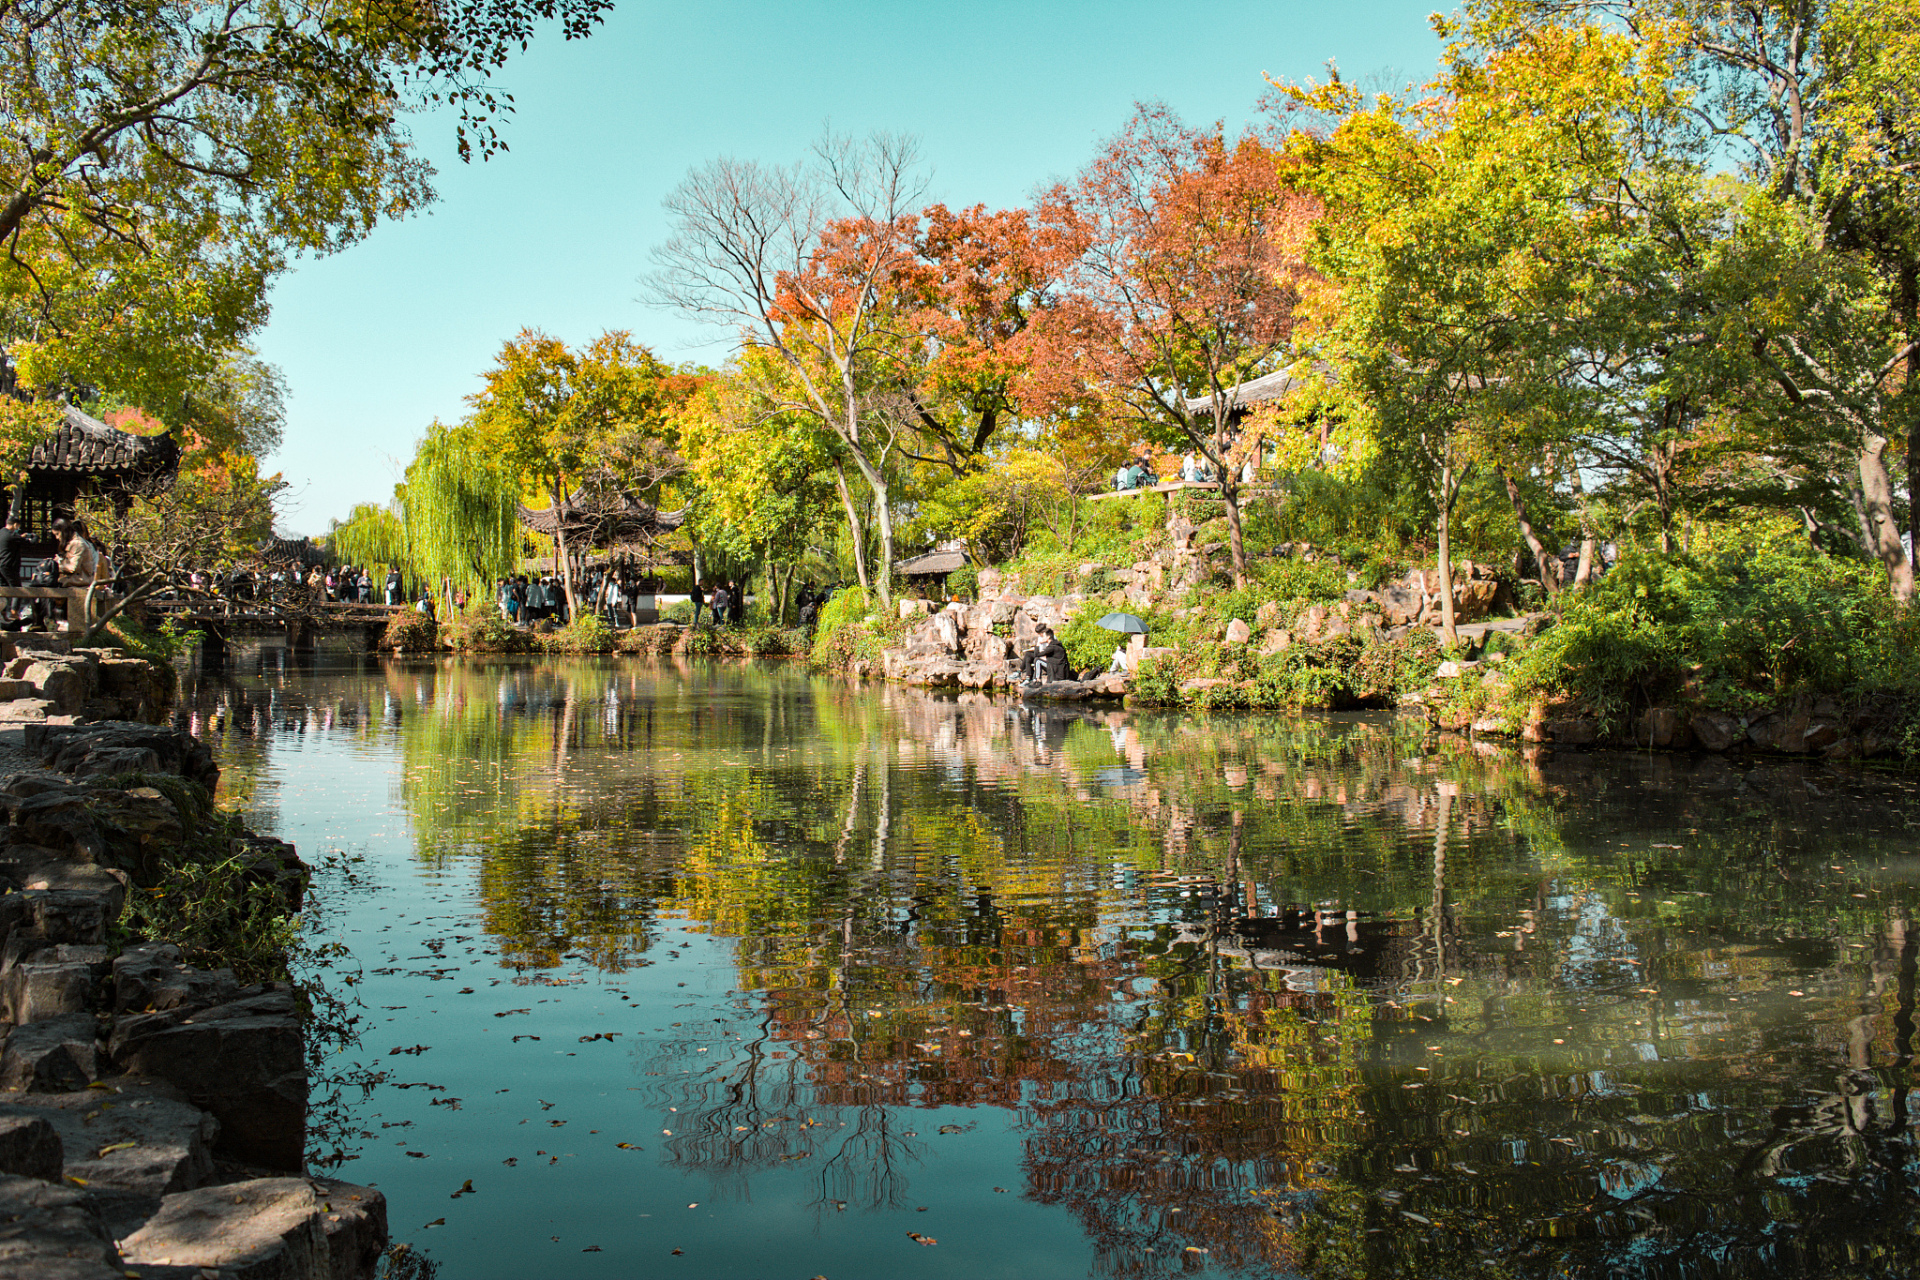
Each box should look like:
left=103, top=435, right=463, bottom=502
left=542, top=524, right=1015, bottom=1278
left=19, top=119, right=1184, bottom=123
left=1018, top=626, right=1069, bottom=683
left=1019, top=627, right=1071, bottom=682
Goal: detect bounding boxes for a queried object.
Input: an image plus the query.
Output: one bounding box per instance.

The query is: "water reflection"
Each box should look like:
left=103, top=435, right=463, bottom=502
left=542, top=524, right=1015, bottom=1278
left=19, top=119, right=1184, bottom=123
left=180, top=657, right=1920, bottom=1279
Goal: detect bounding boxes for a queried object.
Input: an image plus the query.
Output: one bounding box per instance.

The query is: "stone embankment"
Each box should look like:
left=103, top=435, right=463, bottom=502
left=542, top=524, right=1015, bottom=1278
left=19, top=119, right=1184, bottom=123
left=0, top=634, right=175, bottom=727
left=881, top=575, right=1129, bottom=702
left=875, top=511, right=1515, bottom=702
left=0, top=715, right=386, bottom=1279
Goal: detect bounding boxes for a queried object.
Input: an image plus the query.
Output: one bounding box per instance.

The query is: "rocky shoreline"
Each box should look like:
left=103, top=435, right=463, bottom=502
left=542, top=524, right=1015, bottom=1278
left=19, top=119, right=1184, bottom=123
left=0, top=657, right=386, bottom=1279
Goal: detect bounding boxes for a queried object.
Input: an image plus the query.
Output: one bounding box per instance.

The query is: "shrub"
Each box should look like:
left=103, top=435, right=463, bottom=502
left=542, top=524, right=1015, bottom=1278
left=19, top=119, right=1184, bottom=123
left=809, top=587, right=904, bottom=670
left=1058, top=605, right=1128, bottom=674
left=540, top=614, right=615, bottom=654
left=1507, top=537, right=1920, bottom=732
left=440, top=607, right=532, bottom=654
left=1351, top=630, right=1441, bottom=705
left=382, top=609, right=437, bottom=652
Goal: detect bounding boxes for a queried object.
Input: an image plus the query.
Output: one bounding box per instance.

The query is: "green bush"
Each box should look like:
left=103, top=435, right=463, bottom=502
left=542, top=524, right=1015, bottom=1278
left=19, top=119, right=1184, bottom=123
left=1058, top=605, right=1128, bottom=674
left=382, top=609, right=437, bottom=652
left=1508, top=538, right=1920, bottom=732
left=540, top=614, right=615, bottom=654
left=809, top=586, right=904, bottom=670
left=441, top=607, right=532, bottom=653
left=1351, top=630, right=1442, bottom=705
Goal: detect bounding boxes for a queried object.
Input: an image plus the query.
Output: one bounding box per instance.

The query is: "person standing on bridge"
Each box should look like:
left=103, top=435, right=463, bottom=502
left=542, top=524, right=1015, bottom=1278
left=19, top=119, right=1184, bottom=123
left=385, top=568, right=403, bottom=606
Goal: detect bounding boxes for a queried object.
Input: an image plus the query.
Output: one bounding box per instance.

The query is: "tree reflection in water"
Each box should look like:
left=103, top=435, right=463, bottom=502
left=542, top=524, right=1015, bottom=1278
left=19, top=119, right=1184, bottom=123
left=180, top=656, right=1920, bottom=1279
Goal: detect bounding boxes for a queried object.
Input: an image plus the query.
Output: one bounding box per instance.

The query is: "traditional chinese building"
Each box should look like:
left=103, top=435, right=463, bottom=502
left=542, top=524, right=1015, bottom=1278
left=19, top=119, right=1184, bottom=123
left=8, top=405, right=180, bottom=537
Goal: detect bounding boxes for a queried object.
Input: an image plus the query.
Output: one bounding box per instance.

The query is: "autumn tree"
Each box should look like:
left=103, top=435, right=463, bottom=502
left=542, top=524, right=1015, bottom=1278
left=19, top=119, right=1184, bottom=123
left=648, top=132, right=927, bottom=608
left=1028, top=104, right=1315, bottom=586
left=887, top=203, right=1080, bottom=475
left=467, top=330, right=680, bottom=616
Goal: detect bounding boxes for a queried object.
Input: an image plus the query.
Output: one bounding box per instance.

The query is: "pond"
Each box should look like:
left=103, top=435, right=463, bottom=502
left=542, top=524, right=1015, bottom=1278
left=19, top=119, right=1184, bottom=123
left=176, top=654, right=1920, bottom=1280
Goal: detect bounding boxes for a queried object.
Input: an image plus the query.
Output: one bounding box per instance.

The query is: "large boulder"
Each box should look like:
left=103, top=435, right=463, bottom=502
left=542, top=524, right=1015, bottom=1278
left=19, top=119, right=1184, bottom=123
left=28, top=723, right=219, bottom=790
left=0, top=1013, right=102, bottom=1092
left=1689, top=710, right=1744, bottom=752
left=0, top=1113, right=62, bottom=1180
left=112, top=944, right=238, bottom=1016
left=0, top=1085, right=217, bottom=1196
left=0, top=1173, right=127, bottom=1280
left=108, top=988, right=306, bottom=1170
left=0, top=956, right=99, bottom=1023
left=118, top=1176, right=387, bottom=1280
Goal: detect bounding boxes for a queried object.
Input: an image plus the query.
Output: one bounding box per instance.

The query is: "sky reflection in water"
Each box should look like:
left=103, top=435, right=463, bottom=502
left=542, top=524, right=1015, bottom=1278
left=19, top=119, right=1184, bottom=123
left=176, top=654, right=1920, bottom=1280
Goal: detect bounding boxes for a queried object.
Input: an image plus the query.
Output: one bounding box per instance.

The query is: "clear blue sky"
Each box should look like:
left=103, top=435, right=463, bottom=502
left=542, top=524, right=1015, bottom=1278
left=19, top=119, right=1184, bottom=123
left=256, top=0, right=1452, bottom=534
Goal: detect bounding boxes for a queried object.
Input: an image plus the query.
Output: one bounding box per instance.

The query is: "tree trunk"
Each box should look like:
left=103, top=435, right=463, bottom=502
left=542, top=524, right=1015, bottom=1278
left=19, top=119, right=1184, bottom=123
left=1566, top=463, right=1596, bottom=588
left=1443, top=475, right=1451, bottom=644
left=832, top=459, right=871, bottom=599
left=1497, top=466, right=1556, bottom=596
left=1222, top=480, right=1249, bottom=588
left=1436, top=457, right=1458, bottom=648
left=869, top=475, right=895, bottom=611
left=552, top=478, right=580, bottom=621
left=1859, top=432, right=1915, bottom=602
left=1900, top=263, right=1919, bottom=576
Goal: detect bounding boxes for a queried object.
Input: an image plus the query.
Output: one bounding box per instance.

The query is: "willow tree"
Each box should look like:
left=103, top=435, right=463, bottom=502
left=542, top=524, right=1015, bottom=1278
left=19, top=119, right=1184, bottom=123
left=329, top=501, right=409, bottom=579
left=403, top=422, right=522, bottom=602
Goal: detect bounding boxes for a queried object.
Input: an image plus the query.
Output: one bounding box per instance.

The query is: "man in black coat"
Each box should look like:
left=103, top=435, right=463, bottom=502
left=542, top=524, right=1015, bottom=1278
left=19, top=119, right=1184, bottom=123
left=0, top=517, right=20, bottom=623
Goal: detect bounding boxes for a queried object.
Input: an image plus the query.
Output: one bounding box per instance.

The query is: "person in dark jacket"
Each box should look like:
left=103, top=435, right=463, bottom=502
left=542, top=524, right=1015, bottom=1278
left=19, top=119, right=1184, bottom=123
left=690, top=580, right=706, bottom=628
left=0, top=517, right=20, bottom=623
left=385, top=569, right=403, bottom=606
left=1019, top=626, right=1071, bottom=682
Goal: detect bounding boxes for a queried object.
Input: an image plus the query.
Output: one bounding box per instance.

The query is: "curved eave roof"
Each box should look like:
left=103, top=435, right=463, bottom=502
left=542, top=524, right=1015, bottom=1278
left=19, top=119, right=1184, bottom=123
left=30, top=406, right=180, bottom=477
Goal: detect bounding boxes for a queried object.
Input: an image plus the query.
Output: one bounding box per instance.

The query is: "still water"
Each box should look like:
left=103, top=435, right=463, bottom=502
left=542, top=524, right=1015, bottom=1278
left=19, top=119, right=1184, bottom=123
left=177, top=655, right=1920, bottom=1280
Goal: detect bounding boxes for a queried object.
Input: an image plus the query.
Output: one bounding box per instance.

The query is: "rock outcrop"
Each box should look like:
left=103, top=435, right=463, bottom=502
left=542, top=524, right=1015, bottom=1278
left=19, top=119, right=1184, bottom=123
left=0, top=717, right=385, bottom=1278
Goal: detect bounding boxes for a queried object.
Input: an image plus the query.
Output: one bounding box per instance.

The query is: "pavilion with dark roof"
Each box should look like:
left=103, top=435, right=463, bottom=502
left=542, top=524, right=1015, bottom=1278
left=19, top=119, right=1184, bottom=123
left=515, top=484, right=687, bottom=559
left=9, top=405, right=180, bottom=537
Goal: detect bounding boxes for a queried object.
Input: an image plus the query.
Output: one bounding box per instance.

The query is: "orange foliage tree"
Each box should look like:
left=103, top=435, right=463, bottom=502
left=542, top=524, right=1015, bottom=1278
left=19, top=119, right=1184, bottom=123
left=1026, top=103, right=1318, bottom=585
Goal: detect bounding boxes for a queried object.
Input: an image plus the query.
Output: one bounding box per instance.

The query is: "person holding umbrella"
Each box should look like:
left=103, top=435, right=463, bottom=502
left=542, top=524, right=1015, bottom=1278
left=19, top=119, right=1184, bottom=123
left=1098, top=612, right=1150, bottom=672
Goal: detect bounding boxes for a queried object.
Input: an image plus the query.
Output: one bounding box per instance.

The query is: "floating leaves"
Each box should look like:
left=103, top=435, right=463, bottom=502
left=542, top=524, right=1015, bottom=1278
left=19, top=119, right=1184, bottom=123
left=906, top=1232, right=937, bottom=1246
left=450, top=1180, right=474, bottom=1199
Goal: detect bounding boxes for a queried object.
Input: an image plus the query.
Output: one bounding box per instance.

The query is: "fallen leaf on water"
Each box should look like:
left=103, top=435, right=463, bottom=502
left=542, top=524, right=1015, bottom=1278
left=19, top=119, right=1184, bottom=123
left=671, top=1248, right=684, bottom=1255
left=502, top=1158, right=518, bottom=1166
left=423, top=1218, right=445, bottom=1228
left=405, top=1152, right=427, bottom=1159
left=937, top=1125, right=964, bottom=1134
left=993, top=1187, right=1009, bottom=1193
left=512, top=1035, right=541, bottom=1043
left=582, top=1246, right=602, bottom=1252
left=450, top=1180, right=473, bottom=1199
left=906, top=1232, right=937, bottom=1246
left=616, top=1142, right=641, bottom=1150
left=97, top=1142, right=136, bottom=1156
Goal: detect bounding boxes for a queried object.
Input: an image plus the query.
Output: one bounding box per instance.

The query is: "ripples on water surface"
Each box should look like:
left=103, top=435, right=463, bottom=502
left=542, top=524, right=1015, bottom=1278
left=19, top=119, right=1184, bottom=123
left=176, top=654, right=1920, bottom=1280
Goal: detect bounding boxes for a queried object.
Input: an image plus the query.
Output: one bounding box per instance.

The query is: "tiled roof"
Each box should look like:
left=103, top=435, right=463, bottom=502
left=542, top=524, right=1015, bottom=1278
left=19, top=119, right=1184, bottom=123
left=897, top=550, right=967, bottom=576
left=516, top=484, right=686, bottom=546
left=29, top=406, right=180, bottom=476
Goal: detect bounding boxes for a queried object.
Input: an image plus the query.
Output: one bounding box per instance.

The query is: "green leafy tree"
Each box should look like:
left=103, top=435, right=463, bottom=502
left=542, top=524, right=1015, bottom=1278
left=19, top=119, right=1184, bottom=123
left=467, top=329, right=680, bottom=616
left=0, top=0, right=608, bottom=412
